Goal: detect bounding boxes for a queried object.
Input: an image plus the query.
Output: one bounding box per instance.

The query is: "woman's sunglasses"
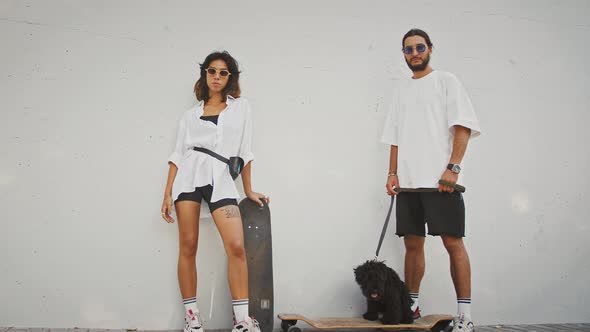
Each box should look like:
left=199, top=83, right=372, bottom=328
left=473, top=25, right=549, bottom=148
left=402, top=44, right=427, bottom=55
left=205, top=68, right=231, bottom=77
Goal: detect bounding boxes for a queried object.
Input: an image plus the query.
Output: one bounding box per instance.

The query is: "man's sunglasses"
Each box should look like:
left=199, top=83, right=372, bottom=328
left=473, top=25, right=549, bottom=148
left=205, top=68, right=231, bottom=77
left=402, top=44, right=427, bottom=55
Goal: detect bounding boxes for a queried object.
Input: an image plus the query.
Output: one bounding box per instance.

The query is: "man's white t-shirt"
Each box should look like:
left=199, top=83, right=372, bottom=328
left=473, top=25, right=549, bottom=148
left=381, top=70, right=481, bottom=188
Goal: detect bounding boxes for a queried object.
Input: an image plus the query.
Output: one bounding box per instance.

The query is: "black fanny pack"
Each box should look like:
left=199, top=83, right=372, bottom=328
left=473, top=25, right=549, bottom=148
left=192, top=147, right=244, bottom=180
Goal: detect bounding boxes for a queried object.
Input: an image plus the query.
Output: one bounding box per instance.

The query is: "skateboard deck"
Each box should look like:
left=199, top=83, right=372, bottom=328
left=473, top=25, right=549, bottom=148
left=240, top=199, right=274, bottom=332
left=278, top=313, right=453, bottom=331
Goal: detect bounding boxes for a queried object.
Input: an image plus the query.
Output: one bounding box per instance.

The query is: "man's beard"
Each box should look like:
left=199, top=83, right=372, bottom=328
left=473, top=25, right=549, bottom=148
left=406, top=53, right=430, bottom=72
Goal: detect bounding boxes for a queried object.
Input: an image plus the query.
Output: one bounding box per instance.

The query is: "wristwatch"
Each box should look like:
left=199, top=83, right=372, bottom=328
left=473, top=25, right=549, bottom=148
left=447, top=163, right=461, bottom=174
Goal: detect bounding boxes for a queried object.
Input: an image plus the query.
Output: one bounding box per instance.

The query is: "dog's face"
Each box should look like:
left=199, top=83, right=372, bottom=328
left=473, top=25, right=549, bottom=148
left=354, top=260, right=389, bottom=301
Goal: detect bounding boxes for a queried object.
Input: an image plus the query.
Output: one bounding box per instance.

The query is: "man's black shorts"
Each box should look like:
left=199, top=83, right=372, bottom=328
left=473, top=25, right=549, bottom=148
left=395, top=191, right=465, bottom=237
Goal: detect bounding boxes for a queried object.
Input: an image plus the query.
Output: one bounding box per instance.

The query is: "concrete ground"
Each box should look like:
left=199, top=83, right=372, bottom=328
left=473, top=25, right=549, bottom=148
left=2, top=323, right=590, bottom=332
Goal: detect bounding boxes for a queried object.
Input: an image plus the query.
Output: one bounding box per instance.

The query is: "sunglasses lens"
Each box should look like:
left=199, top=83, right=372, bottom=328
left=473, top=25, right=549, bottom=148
left=403, top=47, right=412, bottom=54
left=417, top=44, right=426, bottom=53
left=206, top=68, right=230, bottom=77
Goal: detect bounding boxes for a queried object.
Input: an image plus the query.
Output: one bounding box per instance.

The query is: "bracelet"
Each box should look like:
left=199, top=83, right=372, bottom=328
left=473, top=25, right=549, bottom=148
left=388, top=171, right=397, bottom=177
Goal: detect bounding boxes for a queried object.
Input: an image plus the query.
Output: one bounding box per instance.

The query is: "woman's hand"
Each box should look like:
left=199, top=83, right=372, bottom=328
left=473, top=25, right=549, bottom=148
left=246, top=191, right=269, bottom=207
left=161, top=195, right=175, bottom=223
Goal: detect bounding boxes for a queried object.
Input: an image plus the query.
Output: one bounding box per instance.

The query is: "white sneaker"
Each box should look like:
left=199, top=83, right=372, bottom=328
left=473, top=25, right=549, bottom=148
left=184, top=309, right=204, bottom=332
left=232, top=317, right=261, bottom=332
left=451, top=314, right=474, bottom=332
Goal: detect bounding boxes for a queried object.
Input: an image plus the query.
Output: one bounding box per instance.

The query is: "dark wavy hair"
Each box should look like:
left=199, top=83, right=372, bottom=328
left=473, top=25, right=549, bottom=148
left=194, top=51, right=241, bottom=102
left=402, top=28, right=433, bottom=48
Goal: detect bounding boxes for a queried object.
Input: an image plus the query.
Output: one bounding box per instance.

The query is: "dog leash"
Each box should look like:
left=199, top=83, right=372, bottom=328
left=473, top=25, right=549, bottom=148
left=374, top=180, right=466, bottom=258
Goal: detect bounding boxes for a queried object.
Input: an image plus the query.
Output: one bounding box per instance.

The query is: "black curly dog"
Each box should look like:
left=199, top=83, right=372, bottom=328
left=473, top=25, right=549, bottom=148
left=354, top=259, right=414, bottom=324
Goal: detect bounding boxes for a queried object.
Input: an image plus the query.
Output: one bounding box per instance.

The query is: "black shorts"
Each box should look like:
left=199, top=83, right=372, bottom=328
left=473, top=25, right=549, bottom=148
left=395, top=191, right=465, bottom=237
left=175, top=185, right=238, bottom=213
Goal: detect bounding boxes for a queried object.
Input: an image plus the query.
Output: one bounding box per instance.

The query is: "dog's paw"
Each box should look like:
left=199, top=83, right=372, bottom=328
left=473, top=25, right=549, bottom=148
left=381, top=313, right=398, bottom=325
left=381, top=318, right=395, bottom=325
left=381, top=313, right=401, bottom=325
left=363, top=312, right=379, bottom=321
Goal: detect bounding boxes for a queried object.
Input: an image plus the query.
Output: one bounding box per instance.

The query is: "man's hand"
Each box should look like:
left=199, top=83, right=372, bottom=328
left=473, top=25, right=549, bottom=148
left=439, top=169, right=458, bottom=193
left=386, top=175, right=400, bottom=195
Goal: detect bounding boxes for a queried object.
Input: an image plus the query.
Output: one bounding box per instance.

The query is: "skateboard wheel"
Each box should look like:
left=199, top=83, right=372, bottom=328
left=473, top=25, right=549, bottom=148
left=287, top=326, right=301, bottom=332
left=432, top=320, right=452, bottom=332
left=281, top=320, right=297, bottom=332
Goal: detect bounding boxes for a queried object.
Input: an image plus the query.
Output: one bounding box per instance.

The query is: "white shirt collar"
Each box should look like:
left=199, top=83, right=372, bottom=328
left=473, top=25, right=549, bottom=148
left=198, top=94, right=236, bottom=106
left=196, top=95, right=237, bottom=116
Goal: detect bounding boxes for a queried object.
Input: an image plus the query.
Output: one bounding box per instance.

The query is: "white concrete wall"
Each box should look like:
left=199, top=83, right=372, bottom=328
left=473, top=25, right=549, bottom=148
left=1, top=0, right=589, bottom=329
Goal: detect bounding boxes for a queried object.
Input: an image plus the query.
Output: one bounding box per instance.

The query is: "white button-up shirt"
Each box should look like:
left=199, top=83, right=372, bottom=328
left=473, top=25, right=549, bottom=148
left=168, top=96, right=254, bottom=218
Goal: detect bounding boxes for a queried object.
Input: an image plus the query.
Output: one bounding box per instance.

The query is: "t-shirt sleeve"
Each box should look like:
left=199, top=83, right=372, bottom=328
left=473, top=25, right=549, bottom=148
left=446, top=74, right=481, bottom=137
left=238, top=99, right=255, bottom=164
left=168, top=117, right=187, bottom=167
left=381, top=91, right=399, bottom=146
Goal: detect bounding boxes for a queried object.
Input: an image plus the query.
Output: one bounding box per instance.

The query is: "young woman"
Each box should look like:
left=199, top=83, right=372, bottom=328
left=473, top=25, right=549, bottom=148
left=161, top=51, right=268, bottom=332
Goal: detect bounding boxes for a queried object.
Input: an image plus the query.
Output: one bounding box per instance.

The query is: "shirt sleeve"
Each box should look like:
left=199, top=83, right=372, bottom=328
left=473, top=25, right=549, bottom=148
left=446, top=74, right=481, bottom=137
left=168, top=117, right=187, bottom=167
left=381, top=91, right=399, bottom=146
left=238, top=99, right=255, bottom=164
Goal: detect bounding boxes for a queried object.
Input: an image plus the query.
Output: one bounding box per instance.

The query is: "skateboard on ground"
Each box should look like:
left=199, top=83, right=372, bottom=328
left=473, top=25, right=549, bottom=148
left=278, top=313, right=453, bottom=332
left=240, top=198, right=274, bottom=332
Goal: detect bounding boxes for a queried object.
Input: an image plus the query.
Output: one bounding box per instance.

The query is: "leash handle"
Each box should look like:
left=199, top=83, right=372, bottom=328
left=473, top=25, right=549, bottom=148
left=439, top=180, right=466, bottom=193
left=374, top=182, right=467, bottom=257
